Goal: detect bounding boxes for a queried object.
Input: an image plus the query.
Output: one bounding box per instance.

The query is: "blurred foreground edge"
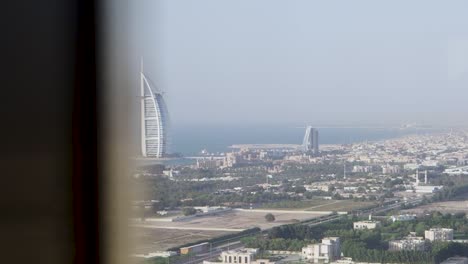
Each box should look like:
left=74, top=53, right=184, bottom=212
left=0, top=0, right=132, bottom=263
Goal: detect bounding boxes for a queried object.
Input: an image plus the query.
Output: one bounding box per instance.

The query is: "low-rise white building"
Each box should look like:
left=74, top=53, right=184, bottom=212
left=221, top=248, right=259, bottom=264
left=305, top=184, right=331, bottom=192
left=444, top=166, right=468, bottom=175
left=210, top=248, right=274, bottom=264
left=352, top=166, right=373, bottom=173
left=353, top=221, right=381, bottom=230
left=425, top=228, right=454, bottom=242
left=344, top=186, right=359, bottom=192
left=302, top=237, right=341, bottom=263
left=390, top=214, right=416, bottom=222
left=408, top=185, right=443, bottom=193
left=404, top=163, right=421, bottom=170
left=382, top=165, right=401, bottom=174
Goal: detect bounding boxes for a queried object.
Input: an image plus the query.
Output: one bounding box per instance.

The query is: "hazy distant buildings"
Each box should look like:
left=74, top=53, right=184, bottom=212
left=303, top=126, right=319, bottom=154
left=444, top=166, right=468, bottom=175
left=140, top=67, right=169, bottom=158
left=224, top=153, right=239, bottom=167
left=352, top=165, right=373, bottom=173
left=404, top=163, right=421, bottom=171
left=381, top=164, right=401, bottom=174
left=413, top=185, right=442, bottom=193
left=197, top=157, right=224, bottom=169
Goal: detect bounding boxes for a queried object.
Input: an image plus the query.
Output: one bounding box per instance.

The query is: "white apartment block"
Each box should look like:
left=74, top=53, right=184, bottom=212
left=425, top=228, right=454, bottom=242
left=302, top=237, right=341, bottom=263
left=388, top=236, right=425, bottom=251
left=353, top=221, right=381, bottom=230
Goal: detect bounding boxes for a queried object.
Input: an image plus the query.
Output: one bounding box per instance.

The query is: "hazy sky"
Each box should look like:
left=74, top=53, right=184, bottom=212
left=130, top=0, right=468, bottom=126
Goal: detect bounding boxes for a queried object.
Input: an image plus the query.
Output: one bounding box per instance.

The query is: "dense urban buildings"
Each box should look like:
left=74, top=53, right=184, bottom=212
left=133, top=130, right=468, bottom=264
left=140, top=67, right=169, bottom=158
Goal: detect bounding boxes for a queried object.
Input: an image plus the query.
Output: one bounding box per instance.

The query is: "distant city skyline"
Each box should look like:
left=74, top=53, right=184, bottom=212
left=130, top=0, right=468, bottom=126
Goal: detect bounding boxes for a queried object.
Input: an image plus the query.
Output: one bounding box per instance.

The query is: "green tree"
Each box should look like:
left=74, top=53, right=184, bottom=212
left=415, top=222, right=426, bottom=236
left=265, top=213, right=276, bottom=222
left=182, top=207, right=197, bottom=216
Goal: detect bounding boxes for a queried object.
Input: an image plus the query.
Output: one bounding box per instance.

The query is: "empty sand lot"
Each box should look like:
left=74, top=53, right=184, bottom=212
left=132, top=227, right=233, bottom=253
left=133, top=209, right=327, bottom=231
left=131, top=209, right=328, bottom=252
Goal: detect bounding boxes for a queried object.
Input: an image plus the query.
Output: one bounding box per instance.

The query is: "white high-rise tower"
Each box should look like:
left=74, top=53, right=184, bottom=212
left=302, top=126, right=319, bottom=154
left=140, top=61, right=169, bottom=158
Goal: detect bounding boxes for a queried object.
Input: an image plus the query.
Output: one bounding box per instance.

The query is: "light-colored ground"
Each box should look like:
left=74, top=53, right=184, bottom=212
left=132, top=209, right=327, bottom=231
left=131, top=227, right=232, bottom=253
left=402, top=200, right=468, bottom=215
left=131, top=209, right=328, bottom=252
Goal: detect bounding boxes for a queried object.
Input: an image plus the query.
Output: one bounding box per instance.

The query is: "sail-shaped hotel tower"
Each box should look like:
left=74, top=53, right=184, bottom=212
left=140, top=66, right=169, bottom=158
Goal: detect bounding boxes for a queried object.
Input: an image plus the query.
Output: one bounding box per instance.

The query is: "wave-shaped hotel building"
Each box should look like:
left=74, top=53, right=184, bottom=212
left=140, top=68, right=169, bottom=158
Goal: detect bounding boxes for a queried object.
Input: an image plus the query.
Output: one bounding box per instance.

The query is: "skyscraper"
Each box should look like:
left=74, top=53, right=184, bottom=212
left=302, top=126, right=319, bottom=154
left=140, top=65, right=169, bottom=158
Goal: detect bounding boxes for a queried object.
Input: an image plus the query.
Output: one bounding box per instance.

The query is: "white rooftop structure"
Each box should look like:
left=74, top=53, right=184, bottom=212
left=353, top=221, right=381, bottom=230
left=444, top=166, right=468, bottom=175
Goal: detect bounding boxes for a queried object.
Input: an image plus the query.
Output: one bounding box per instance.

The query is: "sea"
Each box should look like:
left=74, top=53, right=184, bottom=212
left=168, top=124, right=433, bottom=155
